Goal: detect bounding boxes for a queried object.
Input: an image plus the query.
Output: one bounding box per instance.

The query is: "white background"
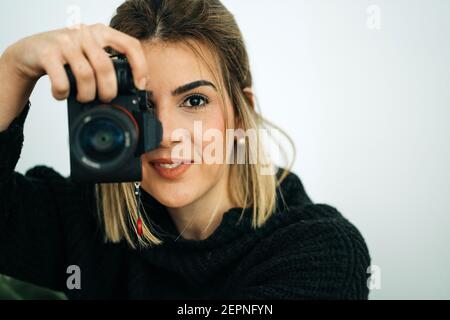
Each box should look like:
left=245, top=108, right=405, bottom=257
left=1, top=0, right=449, bottom=299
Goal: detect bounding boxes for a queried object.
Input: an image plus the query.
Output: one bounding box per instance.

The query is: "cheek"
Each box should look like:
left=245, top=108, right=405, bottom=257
left=198, top=121, right=226, bottom=162
left=194, top=108, right=230, bottom=162
left=197, top=119, right=229, bottom=189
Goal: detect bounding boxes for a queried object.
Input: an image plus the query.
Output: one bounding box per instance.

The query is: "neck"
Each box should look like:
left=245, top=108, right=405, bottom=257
left=166, top=167, right=235, bottom=241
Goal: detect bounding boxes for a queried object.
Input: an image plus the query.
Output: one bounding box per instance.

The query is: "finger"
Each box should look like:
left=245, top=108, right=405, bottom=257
left=93, top=24, right=149, bottom=90
left=80, top=26, right=117, bottom=102
left=62, top=46, right=97, bottom=103
left=42, top=53, right=71, bottom=101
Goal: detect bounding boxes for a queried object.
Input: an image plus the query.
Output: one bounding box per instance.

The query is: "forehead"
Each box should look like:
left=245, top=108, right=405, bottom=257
left=141, top=39, right=220, bottom=86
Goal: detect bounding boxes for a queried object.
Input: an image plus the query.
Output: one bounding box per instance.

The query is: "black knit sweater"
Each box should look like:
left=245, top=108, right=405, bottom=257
left=0, top=101, right=371, bottom=299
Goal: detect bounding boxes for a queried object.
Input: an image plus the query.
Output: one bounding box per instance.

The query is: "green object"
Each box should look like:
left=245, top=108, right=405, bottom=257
left=0, top=274, right=67, bottom=300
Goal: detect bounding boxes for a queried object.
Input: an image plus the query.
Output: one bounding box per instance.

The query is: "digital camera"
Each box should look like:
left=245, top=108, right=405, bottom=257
left=65, top=57, right=162, bottom=184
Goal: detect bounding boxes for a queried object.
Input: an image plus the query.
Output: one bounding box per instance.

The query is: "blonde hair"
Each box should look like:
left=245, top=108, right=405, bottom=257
left=97, top=0, right=295, bottom=249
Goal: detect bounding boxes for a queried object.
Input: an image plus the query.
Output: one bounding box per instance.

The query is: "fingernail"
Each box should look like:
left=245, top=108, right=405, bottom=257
left=138, top=77, right=147, bottom=90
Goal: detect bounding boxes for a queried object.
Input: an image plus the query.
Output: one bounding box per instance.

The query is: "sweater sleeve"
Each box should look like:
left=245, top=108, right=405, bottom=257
left=229, top=204, right=371, bottom=300
left=0, top=100, right=67, bottom=292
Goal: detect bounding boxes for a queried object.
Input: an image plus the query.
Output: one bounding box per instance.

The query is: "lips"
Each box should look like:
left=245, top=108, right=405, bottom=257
left=150, top=158, right=193, bottom=164
left=149, top=158, right=193, bottom=180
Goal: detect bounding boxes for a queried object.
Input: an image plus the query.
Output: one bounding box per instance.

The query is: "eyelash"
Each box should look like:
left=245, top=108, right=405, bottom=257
left=146, top=93, right=210, bottom=110
left=181, top=94, right=210, bottom=110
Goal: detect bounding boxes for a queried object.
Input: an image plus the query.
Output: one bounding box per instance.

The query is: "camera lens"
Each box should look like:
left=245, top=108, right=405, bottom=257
left=70, top=105, right=139, bottom=172
left=79, top=118, right=125, bottom=162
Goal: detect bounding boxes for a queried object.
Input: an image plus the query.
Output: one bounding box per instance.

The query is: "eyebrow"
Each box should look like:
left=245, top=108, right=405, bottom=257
left=147, top=80, right=217, bottom=98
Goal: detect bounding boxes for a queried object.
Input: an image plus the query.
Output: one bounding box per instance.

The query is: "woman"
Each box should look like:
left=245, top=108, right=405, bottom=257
left=0, top=0, right=371, bottom=299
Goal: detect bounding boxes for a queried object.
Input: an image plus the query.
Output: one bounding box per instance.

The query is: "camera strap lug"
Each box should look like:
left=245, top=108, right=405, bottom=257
left=134, top=182, right=143, bottom=237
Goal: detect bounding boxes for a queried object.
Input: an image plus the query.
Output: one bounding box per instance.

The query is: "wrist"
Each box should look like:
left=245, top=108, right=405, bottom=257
left=1, top=45, right=38, bottom=85
left=0, top=46, right=37, bottom=131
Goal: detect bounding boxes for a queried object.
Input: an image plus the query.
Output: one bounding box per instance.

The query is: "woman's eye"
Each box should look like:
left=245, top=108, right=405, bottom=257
left=181, top=94, right=209, bottom=109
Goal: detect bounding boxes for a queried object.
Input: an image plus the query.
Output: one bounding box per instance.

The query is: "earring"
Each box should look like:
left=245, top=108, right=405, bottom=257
left=134, top=182, right=143, bottom=237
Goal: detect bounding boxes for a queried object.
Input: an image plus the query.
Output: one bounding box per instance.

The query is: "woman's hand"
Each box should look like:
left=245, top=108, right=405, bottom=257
left=0, top=23, right=149, bottom=130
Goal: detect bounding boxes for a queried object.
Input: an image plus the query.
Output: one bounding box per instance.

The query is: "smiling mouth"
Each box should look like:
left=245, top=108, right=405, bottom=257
left=149, top=159, right=193, bottom=165
left=148, top=159, right=194, bottom=180
left=153, top=163, right=184, bottom=169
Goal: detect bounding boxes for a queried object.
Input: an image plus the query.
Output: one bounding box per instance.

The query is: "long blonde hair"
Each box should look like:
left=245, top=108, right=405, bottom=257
left=96, top=0, right=296, bottom=249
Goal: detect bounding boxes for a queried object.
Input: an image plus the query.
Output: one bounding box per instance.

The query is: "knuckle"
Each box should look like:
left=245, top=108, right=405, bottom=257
left=56, top=32, right=73, bottom=46
left=89, top=23, right=108, bottom=43
left=53, top=85, right=69, bottom=99
left=92, top=22, right=106, bottom=29
left=90, top=23, right=106, bottom=34
left=76, top=65, right=94, bottom=81
left=39, top=47, right=56, bottom=63
left=95, top=59, right=112, bottom=75
left=55, top=81, right=70, bottom=92
left=91, top=50, right=109, bottom=66
left=78, top=23, right=91, bottom=37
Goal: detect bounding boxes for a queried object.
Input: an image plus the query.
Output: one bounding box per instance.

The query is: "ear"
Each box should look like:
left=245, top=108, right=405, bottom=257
left=243, top=87, right=255, bottom=111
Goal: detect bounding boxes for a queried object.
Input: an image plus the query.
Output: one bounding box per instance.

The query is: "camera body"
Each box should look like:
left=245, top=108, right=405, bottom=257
left=66, top=58, right=162, bottom=184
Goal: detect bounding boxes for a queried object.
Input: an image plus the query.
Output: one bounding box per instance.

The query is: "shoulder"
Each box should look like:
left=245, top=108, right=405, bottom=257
left=24, top=165, right=96, bottom=210
left=270, top=202, right=369, bottom=252
left=25, top=165, right=92, bottom=190
left=236, top=203, right=371, bottom=299
left=25, top=165, right=68, bottom=182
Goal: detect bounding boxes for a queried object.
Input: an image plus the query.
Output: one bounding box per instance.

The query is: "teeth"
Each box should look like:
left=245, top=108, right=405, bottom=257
left=156, top=163, right=182, bottom=169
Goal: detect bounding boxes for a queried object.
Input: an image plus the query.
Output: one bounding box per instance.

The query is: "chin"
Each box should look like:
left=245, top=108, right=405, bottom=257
left=142, top=174, right=194, bottom=209
left=152, top=190, right=194, bottom=209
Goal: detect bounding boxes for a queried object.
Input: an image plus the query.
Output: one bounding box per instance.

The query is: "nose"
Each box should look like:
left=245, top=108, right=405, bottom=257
left=155, top=105, right=183, bottom=149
